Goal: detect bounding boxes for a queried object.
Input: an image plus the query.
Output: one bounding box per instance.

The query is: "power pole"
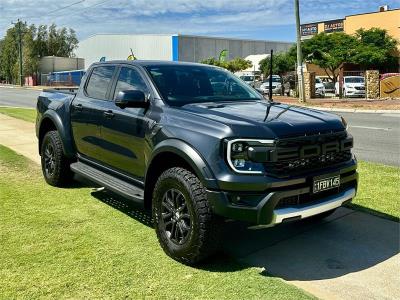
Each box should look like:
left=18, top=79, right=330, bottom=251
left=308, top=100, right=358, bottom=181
left=294, top=0, right=306, bottom=102
left=11, top=19, right=23, bottom=86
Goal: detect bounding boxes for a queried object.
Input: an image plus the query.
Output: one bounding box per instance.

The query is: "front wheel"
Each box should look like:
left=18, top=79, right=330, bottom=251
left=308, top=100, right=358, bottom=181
left=41, top=130, right=73, bottom=187
left=152, top=167, right=221, bottom=265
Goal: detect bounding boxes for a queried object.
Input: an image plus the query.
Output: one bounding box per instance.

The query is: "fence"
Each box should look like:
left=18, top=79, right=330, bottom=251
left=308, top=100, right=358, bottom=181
left=40, top=70, right=85, bottom=87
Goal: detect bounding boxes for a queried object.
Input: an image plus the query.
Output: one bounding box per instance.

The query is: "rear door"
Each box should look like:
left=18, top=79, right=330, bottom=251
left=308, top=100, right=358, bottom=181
left=100, top=65, right=151, bottom=180
left=71, top=65, right=116, bottom=162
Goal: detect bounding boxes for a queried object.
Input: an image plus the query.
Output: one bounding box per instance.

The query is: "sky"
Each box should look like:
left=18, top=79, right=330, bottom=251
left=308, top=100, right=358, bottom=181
left=1, top=0, right=399, bottom=42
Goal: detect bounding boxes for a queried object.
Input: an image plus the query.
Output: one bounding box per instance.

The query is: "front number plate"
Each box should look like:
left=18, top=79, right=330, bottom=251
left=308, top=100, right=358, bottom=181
left=313, top=175, right=340, bottom=193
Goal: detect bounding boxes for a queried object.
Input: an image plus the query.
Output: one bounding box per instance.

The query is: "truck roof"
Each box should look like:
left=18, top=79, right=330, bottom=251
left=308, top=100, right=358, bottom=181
left=90, top=60, right=215, bottom=68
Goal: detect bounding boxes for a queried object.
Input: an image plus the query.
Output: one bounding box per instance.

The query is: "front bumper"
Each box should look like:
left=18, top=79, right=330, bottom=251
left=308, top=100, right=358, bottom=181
left=207, top=162, right=358, bottom=225
left=346, top=89, right=365, bottom=97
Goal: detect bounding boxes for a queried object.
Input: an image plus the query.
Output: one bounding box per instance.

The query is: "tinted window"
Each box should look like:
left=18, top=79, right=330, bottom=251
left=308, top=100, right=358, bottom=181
left=345, top=77, right=364, bottom=83
left=145, top=65, right=261, bottom=106
left=114, top=67, right=149, bottom=99
left=86, top=66, right=115, bottom=100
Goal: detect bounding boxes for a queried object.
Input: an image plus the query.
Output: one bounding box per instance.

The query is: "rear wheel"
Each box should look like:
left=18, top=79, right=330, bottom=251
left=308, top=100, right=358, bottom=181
left=41, top=130, right=73, bottom=186
left=152, top=167, right=221, bottom=265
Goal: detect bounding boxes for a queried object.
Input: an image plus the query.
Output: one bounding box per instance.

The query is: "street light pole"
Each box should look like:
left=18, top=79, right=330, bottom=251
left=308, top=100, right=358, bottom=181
left=294, top=0, right=306, bottom=102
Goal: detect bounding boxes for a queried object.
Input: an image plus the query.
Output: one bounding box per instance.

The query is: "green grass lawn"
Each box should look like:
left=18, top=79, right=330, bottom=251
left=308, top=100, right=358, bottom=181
left=0, top=145, right=313, bottom=299
left=0, top=107, right=36, bottom=123
left=348, top=161, right=399, bottom=221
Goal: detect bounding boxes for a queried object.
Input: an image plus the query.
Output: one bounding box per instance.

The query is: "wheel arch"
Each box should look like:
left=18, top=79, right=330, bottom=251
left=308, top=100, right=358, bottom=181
left=144, top=139, right=218, bottom=210
left=38, top=111, right=75, bottom=157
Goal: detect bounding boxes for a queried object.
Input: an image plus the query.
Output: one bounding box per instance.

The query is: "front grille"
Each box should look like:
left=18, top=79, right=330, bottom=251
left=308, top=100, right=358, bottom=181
left=275, top=180, right=356, bottom=209
left=355, top=86, right=365, bottom=90
left=264, top=131, right=353, bottom=177
left=265, top=151, right=352, bottom=177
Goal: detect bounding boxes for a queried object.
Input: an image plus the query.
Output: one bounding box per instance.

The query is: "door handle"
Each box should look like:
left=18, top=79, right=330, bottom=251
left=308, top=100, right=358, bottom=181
left=74, top=103, right=83, bottom=111
left=103, top=110, right=114, bottom=119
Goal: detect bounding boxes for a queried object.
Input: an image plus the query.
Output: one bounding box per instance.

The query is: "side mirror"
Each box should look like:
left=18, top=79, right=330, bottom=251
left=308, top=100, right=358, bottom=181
left=115, top=90, right=148, bottom=109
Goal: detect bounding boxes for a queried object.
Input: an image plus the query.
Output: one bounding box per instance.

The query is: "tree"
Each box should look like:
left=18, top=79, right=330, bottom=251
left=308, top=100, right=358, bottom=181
left=225, top=57, right=253, bottom=73
left=300, top=32, right=358, bottom=83
left=0, top=22, right=78, bottom=83
left=259, top=52, right=295, bottom=77
left=352, top=28, right=398, bottom=71
left=259, top=52, right=295, bottom=95
left=200, top=57, right=252, bottom=73
left=0, top=25, right=20, bottom=83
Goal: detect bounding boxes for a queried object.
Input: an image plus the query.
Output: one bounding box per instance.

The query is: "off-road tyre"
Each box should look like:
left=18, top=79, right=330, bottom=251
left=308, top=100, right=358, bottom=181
left=152, top=167, right=222, bottom=265
left=41, top=130, right=73, bottom=187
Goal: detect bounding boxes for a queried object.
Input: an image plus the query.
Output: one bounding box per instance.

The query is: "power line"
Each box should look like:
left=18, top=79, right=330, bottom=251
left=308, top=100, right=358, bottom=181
left=44, top=0, right=86, bottom=16
left=57, top=0, right=114, bottom=27
left=5, top=0, right=87, bottom=21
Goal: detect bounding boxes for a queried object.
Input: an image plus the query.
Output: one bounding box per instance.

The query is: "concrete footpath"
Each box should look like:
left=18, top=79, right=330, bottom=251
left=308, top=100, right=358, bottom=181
left=1, top=113, right=399, bottom=300
left=0, top=113, right=39, bottom=163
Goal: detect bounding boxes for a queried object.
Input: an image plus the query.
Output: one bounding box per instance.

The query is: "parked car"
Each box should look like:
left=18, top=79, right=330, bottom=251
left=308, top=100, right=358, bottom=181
left=239, top=75, right=256, bottom=87
left=259, top=75, right=285, bottom=95
left=315, top=77, right=326, bottom=97
left=335, top=76, right=366, bottom=97
left=36, top=61, right=358, bottom=265
left=323, top=81, right=335, bottom=94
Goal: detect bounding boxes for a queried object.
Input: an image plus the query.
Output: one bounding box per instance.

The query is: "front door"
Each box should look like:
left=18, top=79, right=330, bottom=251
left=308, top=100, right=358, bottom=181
left=71, top=65, right=116, bottom=162
left=100, top=66, right=151, bottom=180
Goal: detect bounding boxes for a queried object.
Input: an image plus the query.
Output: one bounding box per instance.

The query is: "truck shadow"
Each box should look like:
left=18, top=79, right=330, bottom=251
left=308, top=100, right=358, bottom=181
left=91, top=189, right=153, bottom=228
left=221, top=208, right=400, bottom=281
left=89, top=189, right=399, bottom=279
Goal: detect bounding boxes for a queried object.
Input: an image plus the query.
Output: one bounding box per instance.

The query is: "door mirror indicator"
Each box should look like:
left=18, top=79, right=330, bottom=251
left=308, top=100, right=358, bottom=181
left=115, top=90, right=149, bottom=109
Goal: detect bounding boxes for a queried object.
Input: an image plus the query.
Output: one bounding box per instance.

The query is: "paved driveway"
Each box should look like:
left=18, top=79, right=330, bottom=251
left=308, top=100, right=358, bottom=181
left=223, top=208, right=400, bottom=300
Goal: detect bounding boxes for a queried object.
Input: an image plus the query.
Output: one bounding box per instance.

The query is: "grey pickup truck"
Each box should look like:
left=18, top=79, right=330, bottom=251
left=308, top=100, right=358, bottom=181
left=36, top=60, right=358, bottom=264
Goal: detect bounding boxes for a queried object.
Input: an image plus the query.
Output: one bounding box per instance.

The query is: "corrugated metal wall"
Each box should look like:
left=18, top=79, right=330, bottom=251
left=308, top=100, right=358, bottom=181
left=75, top=34, right=173, bottom=69
left=178, top=35, right=293, bottom=62
left=39, top=56, right=84, bottom=73
left=75, top=34, right=293, bottom=68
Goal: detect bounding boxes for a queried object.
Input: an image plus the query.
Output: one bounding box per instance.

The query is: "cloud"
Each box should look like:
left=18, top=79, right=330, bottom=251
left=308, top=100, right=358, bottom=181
left=0, top=0, right=399, bottom=41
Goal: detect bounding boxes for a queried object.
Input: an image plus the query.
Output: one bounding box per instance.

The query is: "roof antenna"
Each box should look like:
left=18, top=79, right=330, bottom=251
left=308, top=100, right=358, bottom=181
left=269, top=49, right=274, bottom=102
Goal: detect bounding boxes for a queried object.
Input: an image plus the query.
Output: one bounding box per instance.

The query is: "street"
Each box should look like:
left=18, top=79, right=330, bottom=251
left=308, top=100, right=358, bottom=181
left=0, top=86, right=399, bottom=166
left=339, top=112, right=399, bottom=166
left=0, top=86, right=40, bottom=108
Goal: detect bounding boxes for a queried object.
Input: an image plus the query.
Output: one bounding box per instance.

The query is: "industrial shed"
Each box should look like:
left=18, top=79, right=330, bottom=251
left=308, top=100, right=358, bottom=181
left=75, top=34, right=293, bottom=69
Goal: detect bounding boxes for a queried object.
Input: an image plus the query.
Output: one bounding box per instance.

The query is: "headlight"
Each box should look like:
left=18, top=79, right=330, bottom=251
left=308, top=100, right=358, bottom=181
left=341, top=116, right=348, bottom=130
left=226, top=139, right=274, bottom=174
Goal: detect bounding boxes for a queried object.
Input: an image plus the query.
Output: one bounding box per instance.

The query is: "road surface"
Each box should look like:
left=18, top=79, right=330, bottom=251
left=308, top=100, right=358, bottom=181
left=339, top=112, right=399, bottom=166
left=0, top=86, right=399, bottom=166
left=0, top=86, right=40, bottom=108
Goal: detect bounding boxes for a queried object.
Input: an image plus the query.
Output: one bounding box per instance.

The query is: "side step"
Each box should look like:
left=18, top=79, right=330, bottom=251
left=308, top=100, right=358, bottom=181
left=70, top=161, right=144, bottom=204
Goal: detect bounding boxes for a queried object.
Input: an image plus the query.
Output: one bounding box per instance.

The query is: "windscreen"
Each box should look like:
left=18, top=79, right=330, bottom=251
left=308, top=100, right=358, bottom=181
left=345, top=77, right=364, bottom=83
left=240, top=76, right=254, bottom=81
left=145, top=65, right=262, bottom=106
left=265, top=76, right=280, bottom=83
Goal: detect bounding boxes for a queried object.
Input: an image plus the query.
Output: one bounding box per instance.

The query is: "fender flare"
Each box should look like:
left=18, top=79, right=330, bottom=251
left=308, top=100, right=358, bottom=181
left=39, top=110, right=75, bottom=158
left=148, top=139, right=219, bottom=190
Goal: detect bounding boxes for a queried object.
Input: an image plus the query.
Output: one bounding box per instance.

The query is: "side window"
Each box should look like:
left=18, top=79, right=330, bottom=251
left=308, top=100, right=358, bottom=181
left=114, top=67, right=149, bottom=99
left=85, top=66, right=115, bottom=100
